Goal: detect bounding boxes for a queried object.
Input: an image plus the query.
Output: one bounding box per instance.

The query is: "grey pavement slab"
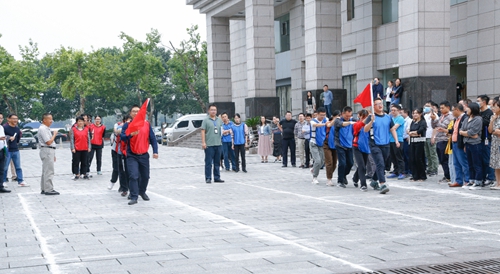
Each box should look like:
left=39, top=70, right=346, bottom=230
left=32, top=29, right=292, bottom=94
left=1, top=145, right=500, bottom=273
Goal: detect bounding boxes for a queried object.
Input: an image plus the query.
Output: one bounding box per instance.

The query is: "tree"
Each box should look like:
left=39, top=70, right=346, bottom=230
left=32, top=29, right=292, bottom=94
left=0, top=40, right=46, bottom=117
left=44, top=47, right=124, bottom=116
left=120, top=29, right=166, bottom=123
left=168, top=25, right=208, bottom=113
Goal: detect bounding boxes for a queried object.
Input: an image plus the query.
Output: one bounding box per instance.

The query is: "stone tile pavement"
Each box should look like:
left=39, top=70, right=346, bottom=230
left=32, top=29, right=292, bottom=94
left=1, top=144, right=500, bottom=273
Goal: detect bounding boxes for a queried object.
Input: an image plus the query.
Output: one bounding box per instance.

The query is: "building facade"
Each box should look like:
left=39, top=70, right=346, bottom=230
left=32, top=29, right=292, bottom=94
left=188, top=0, right=500, bottom=118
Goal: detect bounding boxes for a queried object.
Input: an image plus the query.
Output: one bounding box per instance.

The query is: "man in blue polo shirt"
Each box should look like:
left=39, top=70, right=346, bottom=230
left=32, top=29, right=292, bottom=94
left=309, top=107, right=328, bottom=185
left=364, top=98, right=399, bottom=194
left=387, top=104, right=406, bottom=180
left=220, top=113, right=236, bottom=172
left=334, top=106, right=356, bottom=188
left=321, top=85, right=333, bottom=118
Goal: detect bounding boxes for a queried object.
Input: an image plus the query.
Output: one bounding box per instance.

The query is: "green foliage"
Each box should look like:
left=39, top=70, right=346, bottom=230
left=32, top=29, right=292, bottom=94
left=245, top=116, right=260, bottom=130
left=168, top=25, right=208, bottom=113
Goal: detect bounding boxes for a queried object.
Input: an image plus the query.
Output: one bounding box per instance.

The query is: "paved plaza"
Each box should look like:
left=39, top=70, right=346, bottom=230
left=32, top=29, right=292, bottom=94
left=1, top=144, right=500, bottom=274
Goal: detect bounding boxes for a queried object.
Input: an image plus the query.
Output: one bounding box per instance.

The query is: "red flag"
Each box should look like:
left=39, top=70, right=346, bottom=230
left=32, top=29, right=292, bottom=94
left=353, top=83, right=373, bottom=108
left=126, top=98, right=150, bottom=135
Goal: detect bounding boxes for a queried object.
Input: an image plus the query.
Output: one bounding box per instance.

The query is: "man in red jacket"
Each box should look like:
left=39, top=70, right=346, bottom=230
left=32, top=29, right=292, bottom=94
left=120, top=105, right=158, bottom=205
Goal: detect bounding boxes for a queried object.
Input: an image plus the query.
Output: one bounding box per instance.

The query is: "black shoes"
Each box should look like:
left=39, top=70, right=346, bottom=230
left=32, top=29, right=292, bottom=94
left=139, top=193, right=150, bottom=201
left=242, top=169, right=247, bottom=173
left=45, top=190, right=60, bottom=195
left=292, top=165, right=296, bottom=167
left=214, top=179, right=225, bottom=183
left=206, top=179, right=211, bottom=184
left=0, top=188, right=11, bottom=193
left=128, top=199, right=137, bottom=205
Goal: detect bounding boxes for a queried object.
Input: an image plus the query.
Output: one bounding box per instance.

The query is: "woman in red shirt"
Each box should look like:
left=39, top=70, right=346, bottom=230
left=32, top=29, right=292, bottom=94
left=70, top=116, right=91, bottom=180
left=88, top=115, right=106, bottom=176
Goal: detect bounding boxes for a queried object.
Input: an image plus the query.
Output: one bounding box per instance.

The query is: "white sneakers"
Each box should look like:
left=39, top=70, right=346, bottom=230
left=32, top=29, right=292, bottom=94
left=311, top=178, right=319, bottom=185
left=108, top=182, right=115, bottom=190
left=326, top=179, right=334, bottom=186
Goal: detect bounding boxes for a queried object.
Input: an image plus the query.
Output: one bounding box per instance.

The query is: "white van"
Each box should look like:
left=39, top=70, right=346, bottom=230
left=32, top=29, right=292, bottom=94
left=165, top=114, right=207, bottom=142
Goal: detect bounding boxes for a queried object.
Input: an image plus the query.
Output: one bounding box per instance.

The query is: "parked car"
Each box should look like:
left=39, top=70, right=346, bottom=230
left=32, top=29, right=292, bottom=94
left=34, top=132, right=68, bottom=144
left=165, top=114, right=206, bottom=142
left=19, top=132, right=37, bottom=149
left=153, top=126, right=163, bottom=144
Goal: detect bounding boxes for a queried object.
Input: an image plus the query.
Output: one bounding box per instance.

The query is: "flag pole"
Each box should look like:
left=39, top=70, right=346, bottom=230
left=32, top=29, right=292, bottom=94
left=369, top=81, right=374, bottom=112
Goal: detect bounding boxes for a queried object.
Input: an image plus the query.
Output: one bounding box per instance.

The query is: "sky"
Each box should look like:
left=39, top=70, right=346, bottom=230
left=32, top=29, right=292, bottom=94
left=0, top=0, right=207, bottom=60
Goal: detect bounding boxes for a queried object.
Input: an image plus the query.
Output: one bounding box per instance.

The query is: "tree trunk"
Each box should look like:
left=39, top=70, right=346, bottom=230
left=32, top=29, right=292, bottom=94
left=2, top=95, right=14, bottom=114
left=148, top=97, right=155, bottom=124
left=185, top=77, right=206, bottom=113
left=153, top=108, right=159, bottom=126
left=77, top=64, right=85, bottom=115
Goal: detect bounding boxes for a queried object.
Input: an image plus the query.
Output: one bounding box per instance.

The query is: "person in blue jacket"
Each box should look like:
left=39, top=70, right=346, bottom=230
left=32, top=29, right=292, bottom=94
left=352, top=110, right=371, bottom=191
left=324, top=110, right=341, bottom=186
left=334, top=106, right=356, bottom=188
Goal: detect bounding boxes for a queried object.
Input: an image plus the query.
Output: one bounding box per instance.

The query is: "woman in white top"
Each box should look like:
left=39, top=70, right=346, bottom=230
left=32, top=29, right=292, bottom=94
left=385, top=80, right=393, bottom=113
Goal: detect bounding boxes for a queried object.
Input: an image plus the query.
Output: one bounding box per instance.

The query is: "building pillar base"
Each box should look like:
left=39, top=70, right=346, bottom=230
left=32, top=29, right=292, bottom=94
left=401, top=76, right=457, bottom=111
left=304, top=89, right=347, bottom=115
left=245, top=97, right=280, bottom=120
left=212, top=102, right=235, bottom=118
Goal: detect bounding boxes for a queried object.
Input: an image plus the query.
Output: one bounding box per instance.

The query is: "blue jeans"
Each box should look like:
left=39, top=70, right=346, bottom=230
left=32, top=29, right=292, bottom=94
left=391, top=97, right=400, bottom=105
left=221, top=142, right=236, bottom=170
left=370, top=143, right=390, bottom=183
left=466, top=143, right=482, bottom=182
left=452, top=142, right=469, bottom=184
left=480, top=141, right=495, bottom=181
left=127, top=153, right=150, bottom=200
left=324, top=104, right=332, bottom=118
left=204, top=146, right=222, bottom=180
left=336, top=147, right=353, bottom=184
left=4, top=150, right=23, bottom=183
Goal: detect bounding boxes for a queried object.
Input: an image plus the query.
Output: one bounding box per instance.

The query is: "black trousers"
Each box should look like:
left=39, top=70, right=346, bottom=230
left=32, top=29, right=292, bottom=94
left=305, top=139, right=311, bottom=166
left=0, top=151, right=5, bottom=189
left=233, top=144, right=246, bottom=171
left=436, top=141, right=450, bottom=179
left=353, top=147, right=368, bottom=187
left=88, top=147, right=103, bottom=173
left=390, top=142, right=405, bottom=175
left=72, top=150, right=88, bottom=175
left=410, top=142, right=427, bottom=180
left=127, top=153, right=149, bottom=200
left=281, top=138, right=296, bottom=166
left=111, top=150, right=129, bottom=192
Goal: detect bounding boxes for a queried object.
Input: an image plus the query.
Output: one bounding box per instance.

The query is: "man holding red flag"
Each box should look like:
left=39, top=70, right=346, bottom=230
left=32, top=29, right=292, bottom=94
left=121, top=101, right=159, bottom=205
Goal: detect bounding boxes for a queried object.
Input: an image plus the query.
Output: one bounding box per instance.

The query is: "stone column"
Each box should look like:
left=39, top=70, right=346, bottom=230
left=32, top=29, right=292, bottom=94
left=398, top=0, right=455, bottom=110
left=207, top=16, right=235, bottom=116
left=303, top=0, right=344, bottom=113
left=304, top=0, right=342, bottom=91
left=244, top=0, right=279, bottom=118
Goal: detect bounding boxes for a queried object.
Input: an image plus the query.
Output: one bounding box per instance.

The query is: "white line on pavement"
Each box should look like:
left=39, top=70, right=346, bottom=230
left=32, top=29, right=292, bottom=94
left=147, top=190, right=373, bottom=272
left=54, top=247, right=207, bottom=264
left=234, top=182, right=500, bottom=237
left=389, top=183, right=500, bottom=201
left=18, top=194, right=61, bottom=274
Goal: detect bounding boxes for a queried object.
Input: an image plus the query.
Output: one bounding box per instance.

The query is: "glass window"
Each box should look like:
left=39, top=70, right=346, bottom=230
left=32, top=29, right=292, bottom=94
left=275, top=14, right=290, bottom=53
left=450, top=0, right=467, bottom=5
left=276, top=85, right=292, bottom=117
left=342, top=75, right=357, bottom=110
left=347, top=0, right=355, bottom=21
left=192, top=120, right=203, bottom=128
left=176, top=121, right=188, bottom=128
left=382, top=0, right=398, bottom=24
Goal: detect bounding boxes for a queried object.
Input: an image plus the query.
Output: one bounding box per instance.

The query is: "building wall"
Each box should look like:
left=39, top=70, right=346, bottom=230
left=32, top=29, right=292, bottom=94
left=229, top=19, right=247, bottom=117
left=450, top=0, right=500, bottom=99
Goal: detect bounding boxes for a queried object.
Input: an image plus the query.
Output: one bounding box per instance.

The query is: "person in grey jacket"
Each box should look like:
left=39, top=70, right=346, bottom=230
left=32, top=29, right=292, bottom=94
left=459, top=102, right=483, bottom=190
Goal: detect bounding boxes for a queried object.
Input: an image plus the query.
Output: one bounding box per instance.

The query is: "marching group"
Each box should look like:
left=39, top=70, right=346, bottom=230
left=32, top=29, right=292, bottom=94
left=204, top=81, right=500, bottom=196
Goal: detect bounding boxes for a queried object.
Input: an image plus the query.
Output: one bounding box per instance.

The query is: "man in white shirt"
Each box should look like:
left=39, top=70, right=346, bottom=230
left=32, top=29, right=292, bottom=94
left=0, top=113, right=11, bottom=193
left=423, top=102, right=439, bottom=176
left=38, top=113, right=60, bottom=195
